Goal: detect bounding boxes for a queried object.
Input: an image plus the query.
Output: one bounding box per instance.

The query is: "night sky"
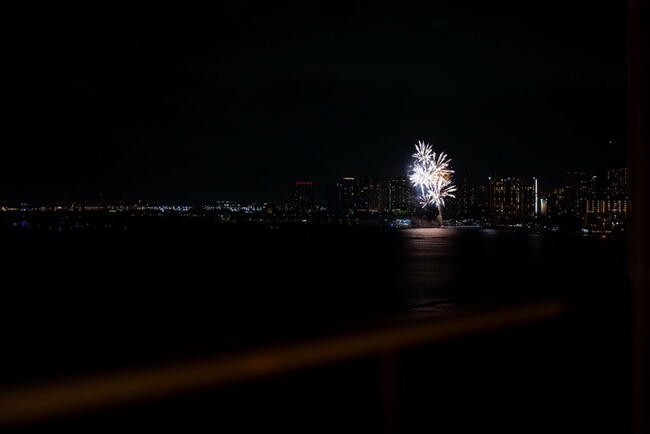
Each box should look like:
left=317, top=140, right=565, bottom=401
left=4, top=2, right=626, bottom=203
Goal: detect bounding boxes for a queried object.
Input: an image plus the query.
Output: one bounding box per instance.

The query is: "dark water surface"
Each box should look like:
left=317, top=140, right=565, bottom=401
left=1, top=225, right=626, bottom=383
left=397, top=227, right=625, bottom=312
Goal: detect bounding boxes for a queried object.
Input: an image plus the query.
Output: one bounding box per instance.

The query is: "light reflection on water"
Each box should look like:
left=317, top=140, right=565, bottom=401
left=399, top=228, right=461, bottom=314
left=395, top=227, right=625, bottom=315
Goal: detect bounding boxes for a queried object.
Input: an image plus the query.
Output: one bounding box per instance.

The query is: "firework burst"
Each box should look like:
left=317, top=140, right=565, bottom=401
left=409, top=140, right=456, bottom=215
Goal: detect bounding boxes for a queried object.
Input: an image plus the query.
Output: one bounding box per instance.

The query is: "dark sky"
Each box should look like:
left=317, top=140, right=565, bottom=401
left=4, top=1, right=626, bottom=203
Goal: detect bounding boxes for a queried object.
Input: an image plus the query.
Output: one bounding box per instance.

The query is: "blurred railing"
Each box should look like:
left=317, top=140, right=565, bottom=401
left=0, top=300, right=568, bottom=430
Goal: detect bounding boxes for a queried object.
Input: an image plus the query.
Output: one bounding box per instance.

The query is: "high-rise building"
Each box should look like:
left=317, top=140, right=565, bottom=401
left=584, top=168, right=630, bottom=230
left=606, top=168, right=629, bottom=196
left=327, top=177, right=357, bottom=214
left=537, top=186, right=561, bottom=220
left=564, top=171, right=596, bottom=221
left=539, top=196, right=549, bottom=217
left=477, top=181, right=489, bottom=219
left=355, top=177, right=387, bottom=212
left=339, top=177, right=356, bottom=213
left=606, top=167, right=630, bottom=221
left=539, top=184, right=573, bottom=222
left=488, top=176, right=538, bottom=225
left=455, top=174, right=484, bottom=219
left=328, top=177, right=392, bottom=214
left=388, top=176, right=412, bottom=211
left=293, top=181, right=314, bottom=213
left=326, top=182, right=341, bottom=214
left=326, top=175, right=416, bottom=214
left=550, top=186, right=570, bottom=218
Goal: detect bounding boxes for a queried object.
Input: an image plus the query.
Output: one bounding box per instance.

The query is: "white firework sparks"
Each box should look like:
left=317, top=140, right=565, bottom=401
left=409, top=140, right=456, bottom=211
left=412, top=141, right=433, bottom=164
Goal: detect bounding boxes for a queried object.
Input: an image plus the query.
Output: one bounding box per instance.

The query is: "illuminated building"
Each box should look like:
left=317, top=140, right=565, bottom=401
left=388, top=176, right=411, bottom=211
left=453, top=174, right=488, bottom=219
left=355, top=177, right=387, bottom=212
left=488, top=176, right=538, bottom=225
left=539, top=197, right=548, bottom=217
left=328, top=177, right=389, bottom=214
left=537, top=185, right=568, bottom=221
left=455, top=174, right=477, bottom=217
left=293, top=181, right=314, bottom=213
left=606, top=168, right=628, bottom=196
left=584, top=168, right=630, bottom=230
left=328, top=176, right=407, bottom=214
left=563, top=171, right=597, bottom=220
left=327, top=177, right=356, bottom=214
left=337, top=177, right=357, bottom=214
left=326, top=182, right=340, bottom=213
left=606, top=169, right=630, bottom=221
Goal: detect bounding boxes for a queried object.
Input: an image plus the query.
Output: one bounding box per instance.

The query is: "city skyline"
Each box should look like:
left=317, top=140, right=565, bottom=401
left=2, top=165, right=629, bottom=231
left=0, top=164, right=629, bottom=207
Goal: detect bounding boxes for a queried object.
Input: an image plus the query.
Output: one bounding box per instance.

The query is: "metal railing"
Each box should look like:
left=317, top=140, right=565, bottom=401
left=0, top=300, right=568, bottom=429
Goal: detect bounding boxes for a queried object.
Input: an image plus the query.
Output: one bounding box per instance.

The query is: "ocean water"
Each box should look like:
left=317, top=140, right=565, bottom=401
left=0, top=224, right=626, bottom=382
left=395, top=227, right=626, bottom=313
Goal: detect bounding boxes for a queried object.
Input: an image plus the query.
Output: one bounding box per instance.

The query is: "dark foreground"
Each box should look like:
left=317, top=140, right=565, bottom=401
left=0, top=222, right=631, bottom=432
